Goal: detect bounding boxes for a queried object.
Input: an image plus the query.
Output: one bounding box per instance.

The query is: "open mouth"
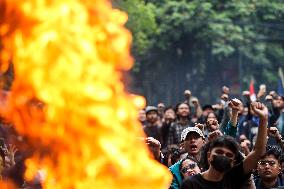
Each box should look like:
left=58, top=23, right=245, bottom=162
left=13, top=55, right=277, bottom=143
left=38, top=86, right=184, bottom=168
left=187, top=171, right=195, bottom=176
left=190, top=144, right=198, bottom=151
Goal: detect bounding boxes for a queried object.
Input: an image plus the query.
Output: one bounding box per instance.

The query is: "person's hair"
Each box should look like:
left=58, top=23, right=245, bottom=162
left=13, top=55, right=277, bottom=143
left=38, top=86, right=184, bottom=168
left=205, top=112, right=217, bottom=121
left=170, top=147, right=182, bottom=165
left=200, top=139, right=243, bottom=171
left=261, top=145, right=282, bottom=162
left=209, top=135, right=239, bottom=157
left=164, top=106, right=175, bottom=113
left=174, top=102, right=190, bottom=121
left=175, top=103, right=190, bottom=113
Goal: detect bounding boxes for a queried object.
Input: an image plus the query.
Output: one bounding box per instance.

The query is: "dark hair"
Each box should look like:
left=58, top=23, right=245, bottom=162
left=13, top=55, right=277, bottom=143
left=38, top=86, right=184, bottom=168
left=174, top=103, right=191, bottom=121
left=170, top=147, right=182, bottom=165
left=175, top=103, right=190, bottom=113
left=202, top=104, right=213, bottom=111
left=164, top=106, right=175, bottom=113
left=205, top=112, right=217, bottom=121
left=200, top=139, right=243, bottom=171
left=209, top=135, right=239, bottom=157
left=261, top=145, right=282, bottom=161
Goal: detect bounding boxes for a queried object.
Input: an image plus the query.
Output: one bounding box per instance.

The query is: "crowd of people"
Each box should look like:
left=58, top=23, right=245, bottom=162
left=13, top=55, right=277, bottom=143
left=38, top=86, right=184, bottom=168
left=140, top=86, right=284, bottom=189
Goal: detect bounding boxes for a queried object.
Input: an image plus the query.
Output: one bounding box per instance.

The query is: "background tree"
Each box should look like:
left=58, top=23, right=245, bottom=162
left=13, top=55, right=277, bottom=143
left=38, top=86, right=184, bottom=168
left=116, top=0, right=284, bottom=105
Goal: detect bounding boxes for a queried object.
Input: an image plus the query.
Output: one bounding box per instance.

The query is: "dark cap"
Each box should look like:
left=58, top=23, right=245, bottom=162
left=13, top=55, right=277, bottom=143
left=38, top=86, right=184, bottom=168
left=145, top=106, right=158, bottom=114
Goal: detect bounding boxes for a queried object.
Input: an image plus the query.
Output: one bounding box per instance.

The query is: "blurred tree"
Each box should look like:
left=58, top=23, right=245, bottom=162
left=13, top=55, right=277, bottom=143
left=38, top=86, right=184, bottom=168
left=115, top=0, right=284, bottom=105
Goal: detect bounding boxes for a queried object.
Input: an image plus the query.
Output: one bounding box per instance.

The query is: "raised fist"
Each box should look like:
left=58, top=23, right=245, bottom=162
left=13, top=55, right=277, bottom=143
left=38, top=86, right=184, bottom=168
left=228, top=98, right=242, bottom=113
left=250, top=102, right=268, bottom=120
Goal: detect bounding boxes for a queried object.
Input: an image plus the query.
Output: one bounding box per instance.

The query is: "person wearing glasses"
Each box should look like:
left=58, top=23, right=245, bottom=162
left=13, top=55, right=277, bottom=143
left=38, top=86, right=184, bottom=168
left=254, top=145, right=284, bottom=189
left=180, top=157, right=201, bottom=179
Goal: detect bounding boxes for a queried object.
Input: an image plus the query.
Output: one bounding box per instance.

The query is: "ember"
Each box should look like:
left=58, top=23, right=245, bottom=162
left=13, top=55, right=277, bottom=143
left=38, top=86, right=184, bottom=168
left=0, top=0, right=171, bottom=188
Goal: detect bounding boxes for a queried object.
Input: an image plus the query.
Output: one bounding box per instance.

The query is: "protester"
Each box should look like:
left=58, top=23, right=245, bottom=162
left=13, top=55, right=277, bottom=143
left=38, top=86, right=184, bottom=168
left=254, top=145, right=284, bottom=188
left=180, top=157, right=201, bottom=179
left=167, top=103, right=194, bottom=146
left=138, top=108, right=147, bottom=126
left=169, top=127, right=205, bottom=189
left=143, top=106, right=162, bottom=142
left=181, top=102, right=268, bottom=189
left=161, top=107, right=176, bottom=149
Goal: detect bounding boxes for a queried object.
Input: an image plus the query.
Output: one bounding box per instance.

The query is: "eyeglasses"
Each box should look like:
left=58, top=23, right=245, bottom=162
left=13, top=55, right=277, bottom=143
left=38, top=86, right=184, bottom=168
left=181, top=163, right=197, bottom=173
left=258, top=160, right=277, bottom=167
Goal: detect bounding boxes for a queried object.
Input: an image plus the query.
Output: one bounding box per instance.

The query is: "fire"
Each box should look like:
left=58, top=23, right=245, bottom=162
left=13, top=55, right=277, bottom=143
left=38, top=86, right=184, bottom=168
left=0, top=0, right=171, bottom=188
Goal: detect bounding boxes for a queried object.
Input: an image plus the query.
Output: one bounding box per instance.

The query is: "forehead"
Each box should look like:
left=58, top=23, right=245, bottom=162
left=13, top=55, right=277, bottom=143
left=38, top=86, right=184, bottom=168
left=146, top=111, right=158, bottom=115
left=261, top=154, right=278, bottom=162
left=165, top=109, right=175, bottom=113
left=182, top=159, right=195, bottom=167
left=208, top=112, right=216, bottom=117
left=211, top=147, right=234, bottom=155
left=178, top=104, right=189, bottom=109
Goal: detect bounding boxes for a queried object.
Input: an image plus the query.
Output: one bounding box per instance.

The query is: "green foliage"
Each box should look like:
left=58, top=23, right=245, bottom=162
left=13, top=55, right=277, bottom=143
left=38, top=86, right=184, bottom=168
left=115, top=0, right=284, bottom=103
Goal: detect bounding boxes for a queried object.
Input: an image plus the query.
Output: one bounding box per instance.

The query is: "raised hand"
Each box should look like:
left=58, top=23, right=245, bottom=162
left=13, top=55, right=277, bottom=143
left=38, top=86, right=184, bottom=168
left=250, top=102, right=268, bottom=120
left=268, top=127, right=282, bottom=140
left=228, top=98, right=242, bottom=113
left=195, top=123, right=205, bottom=133
left=146, top=137, right=161, bottom=160
left=208, top=130, right=223, bottom=142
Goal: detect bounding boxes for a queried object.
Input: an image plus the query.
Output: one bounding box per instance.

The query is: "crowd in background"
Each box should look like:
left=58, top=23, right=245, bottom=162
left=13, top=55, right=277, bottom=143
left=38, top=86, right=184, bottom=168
left=140, top=85, right=284, bottom=189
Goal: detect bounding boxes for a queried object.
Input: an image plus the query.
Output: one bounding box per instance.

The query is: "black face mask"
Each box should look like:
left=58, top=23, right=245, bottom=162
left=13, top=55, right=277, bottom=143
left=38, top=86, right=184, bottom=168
left=210, top=155, right=232, bottom=173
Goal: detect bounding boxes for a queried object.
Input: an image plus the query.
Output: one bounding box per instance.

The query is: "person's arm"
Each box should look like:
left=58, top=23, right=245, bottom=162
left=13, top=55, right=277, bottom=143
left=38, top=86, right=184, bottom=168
left=219, top=106, right=230, bottom=132
left=223, top=121, right=237, bottom=138
left=242, top=91, right=252, bottom=120
left=223, top=99, right=242, bottom=137
left=243, top=102, right=268, bottom=174
left=146, top=137, right=161, bottom=161
left=228, top=99, right=242, bottom=127
left=191, top=98, right=202, bottom=118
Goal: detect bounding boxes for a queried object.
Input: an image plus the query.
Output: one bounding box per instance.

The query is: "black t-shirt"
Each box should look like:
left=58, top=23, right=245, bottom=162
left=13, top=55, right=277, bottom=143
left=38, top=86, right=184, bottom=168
left=181, top=162, right=250, bottom=189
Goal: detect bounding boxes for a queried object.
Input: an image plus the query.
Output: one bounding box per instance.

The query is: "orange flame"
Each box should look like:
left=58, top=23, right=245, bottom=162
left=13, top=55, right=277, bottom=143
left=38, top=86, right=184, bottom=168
left=0, top=0, right=171, bottom=188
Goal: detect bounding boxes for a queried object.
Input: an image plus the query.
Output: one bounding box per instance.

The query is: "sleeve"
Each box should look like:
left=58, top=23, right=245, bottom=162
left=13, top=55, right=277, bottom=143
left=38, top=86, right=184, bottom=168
left=169, top=174, right=181, bottom=189
left=219, top=106, right=230, bottom=133
left=223, top=120, right=238, bottom=138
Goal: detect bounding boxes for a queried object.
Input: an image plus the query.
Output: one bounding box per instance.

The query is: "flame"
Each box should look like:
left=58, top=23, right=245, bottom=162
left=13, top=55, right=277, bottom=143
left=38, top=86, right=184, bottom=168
left=0, top=0, right=171, bottom=188
left=131, top=94, right=146, bottom=109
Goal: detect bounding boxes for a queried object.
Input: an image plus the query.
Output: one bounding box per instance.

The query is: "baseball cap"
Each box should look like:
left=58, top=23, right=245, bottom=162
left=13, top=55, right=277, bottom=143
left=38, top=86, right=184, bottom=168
left=181, top=127, right=205, bottom=141
left=145, top=106, right=158, bottom=114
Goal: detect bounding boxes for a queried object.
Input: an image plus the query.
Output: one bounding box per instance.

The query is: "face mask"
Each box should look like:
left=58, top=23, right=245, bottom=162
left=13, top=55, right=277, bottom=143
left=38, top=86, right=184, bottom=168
left=210, top=155, right=232, bottom=173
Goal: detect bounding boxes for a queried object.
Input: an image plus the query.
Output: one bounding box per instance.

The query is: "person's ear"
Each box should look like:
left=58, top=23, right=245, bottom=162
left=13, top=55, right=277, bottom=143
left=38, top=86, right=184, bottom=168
left=207, top=151, right=211, bottom=160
